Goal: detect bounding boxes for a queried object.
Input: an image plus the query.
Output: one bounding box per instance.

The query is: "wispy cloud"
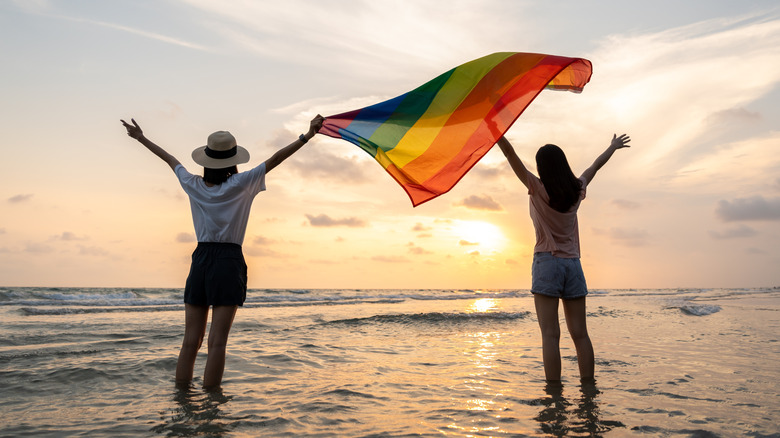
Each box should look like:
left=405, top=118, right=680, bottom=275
left=245, top=247, right=286, bottom=258
left=407, top=243, right=433, bottom=255
left=455, top=194, right=504, bottom=211
left=51, top=232, right=87, bottom=241
left=716, top=196, right=780, bottom=221
left=593, top=227, right=650, bottom=247
left=612, top=199, right=641, bottom=210
left=305, top=214, right=367, bottom=228
left=709, top=224, right=758, bottom=239
left=24, top=242, right=52, bottom=254
left=8, top=194, right=33, bottom=203
left=575, top=12, right=780, bottom=181
left=286, top=144, right=371, bottom=184
left=412, top=223, right=432, bottom=232
left=252, top=236, right=276, bottom=246
left=175, top=232, right=196, bottom=243
left=370, top=255, right=409, bottom=263
left=176, top=0, right=529, bottom=77
left=62, top=15, right=210, bottom=51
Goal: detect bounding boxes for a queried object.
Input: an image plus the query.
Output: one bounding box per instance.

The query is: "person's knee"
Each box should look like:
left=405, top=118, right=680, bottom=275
left=207, top=335, right=229, bottom=352
left=568, top=325, right=590, bottom=342
left=540, top=324, right=561, bottom=340
left=182, top=332, right=205, bottom=350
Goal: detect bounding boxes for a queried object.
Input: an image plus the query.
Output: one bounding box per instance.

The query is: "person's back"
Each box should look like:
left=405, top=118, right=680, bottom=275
left=122, top=115, right=324, bottom=388
left=497, top=134, right=631, bottom=383
left=176, top=162, right=267, bottom=245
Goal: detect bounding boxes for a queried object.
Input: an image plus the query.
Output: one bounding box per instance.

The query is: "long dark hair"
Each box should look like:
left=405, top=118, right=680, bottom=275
left=535, top=144, right=582, bottom=213
left=203, top=166, right=237, bottom=185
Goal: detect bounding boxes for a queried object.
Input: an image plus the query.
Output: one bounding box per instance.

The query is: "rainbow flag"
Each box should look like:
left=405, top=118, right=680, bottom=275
left=320, top=52, right=592, bottom=206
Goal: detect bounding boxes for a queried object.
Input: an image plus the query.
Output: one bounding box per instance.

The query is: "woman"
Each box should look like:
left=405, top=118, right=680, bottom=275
left=497, top=133, right=630, bottom=382
left=121, top=115, right=324, bottom=388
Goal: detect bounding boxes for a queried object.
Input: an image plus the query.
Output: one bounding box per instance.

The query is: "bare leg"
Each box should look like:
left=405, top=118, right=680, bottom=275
left=176, top=304, right=209, bottom=384
left=562, top=297, right=594, bottom=381
left=203, top=305, right=238, bottom=389
left=534, top=294, right=562, bottom=382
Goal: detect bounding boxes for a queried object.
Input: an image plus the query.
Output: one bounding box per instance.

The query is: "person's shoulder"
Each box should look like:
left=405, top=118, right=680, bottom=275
left=526, top=172, right=542, bottom=193
left=239, top=162, right=267, bottom=180
left=174, top=163, right=189, bottom=174
left=175, top=164, right=200, bottom=186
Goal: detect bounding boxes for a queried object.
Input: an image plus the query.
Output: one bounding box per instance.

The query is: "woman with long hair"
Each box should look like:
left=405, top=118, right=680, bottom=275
left=121, top=115, right=324, bottom=388
left=497, top=133, right=630, bottom=382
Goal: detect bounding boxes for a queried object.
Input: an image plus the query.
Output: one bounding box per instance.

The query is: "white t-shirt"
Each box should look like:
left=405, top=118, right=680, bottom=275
left=175, top=163, right=266, bottom=245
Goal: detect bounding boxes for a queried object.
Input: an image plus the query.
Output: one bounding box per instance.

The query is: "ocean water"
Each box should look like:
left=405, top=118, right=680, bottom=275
left=0, top=287, right=778, bottom=437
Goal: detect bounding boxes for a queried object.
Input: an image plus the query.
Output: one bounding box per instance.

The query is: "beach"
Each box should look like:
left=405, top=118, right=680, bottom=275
left=1, top=287, right=778, bottom=437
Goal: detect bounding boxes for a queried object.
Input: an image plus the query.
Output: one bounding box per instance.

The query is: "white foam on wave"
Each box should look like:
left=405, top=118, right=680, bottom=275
left=677, top=304, right=722, bottom=316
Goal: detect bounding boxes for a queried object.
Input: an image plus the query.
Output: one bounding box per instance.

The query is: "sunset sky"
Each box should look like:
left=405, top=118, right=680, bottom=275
left=1, top=0, right=779, bottom=289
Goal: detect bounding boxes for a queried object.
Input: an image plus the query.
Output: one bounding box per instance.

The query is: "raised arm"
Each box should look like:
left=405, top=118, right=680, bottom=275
left=264, top=115, right=324, bottom=173
left=121, top=119, right=181, bottom=171
left=497, top=136, right=530, bottom=189
left=579, top=134, right=631, bottom=185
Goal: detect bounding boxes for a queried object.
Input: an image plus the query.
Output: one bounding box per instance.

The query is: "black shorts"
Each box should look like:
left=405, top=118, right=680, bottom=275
left=184, top=242, right=247, bottom=307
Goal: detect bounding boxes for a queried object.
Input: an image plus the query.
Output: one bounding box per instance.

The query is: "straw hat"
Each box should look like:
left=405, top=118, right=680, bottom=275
left=191, top=131, right=250, bottom=168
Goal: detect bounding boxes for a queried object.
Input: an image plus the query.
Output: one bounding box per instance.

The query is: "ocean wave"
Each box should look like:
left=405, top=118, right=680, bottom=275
left=19, top=305, right=182, bottom=316
left=5, top=288, right=525, bottom=316
left=676, top=304, right=722, bottom=316
left=324, top=311, right=531, bottom=326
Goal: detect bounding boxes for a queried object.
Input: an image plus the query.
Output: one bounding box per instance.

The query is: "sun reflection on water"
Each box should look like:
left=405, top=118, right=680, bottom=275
left=468, top=298, right=498, bottom=313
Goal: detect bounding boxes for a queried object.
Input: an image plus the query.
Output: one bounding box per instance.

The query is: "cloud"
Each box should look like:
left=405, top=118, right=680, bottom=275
left=455, top=194, right=504, bottom=211
left=468, top=250, right=481, bottom=256
left=469, top=164, right=507, bottom=180
left=281, top=135, right=372, bottom=184
left=252, top=236, right=276, bottom=245
left=709, top=224, right=758, bottom=240
left=505, top=259, right=519, bottom=265
left=593, top=227, right=650, bottom=247
left=370, top=255, right=409, bottom=263
left=24, top=242, right=52, bottom=253
left=8, top=194, right=33, bottom=203
left=412, top=223, right=432, bottom=232
left=309, top=259, right=340, bottom=265
left=305, top=214, right=367, bottom=227
left=459, top=240, right=479, bottom=246
left=60, top=15, right=211, bottom=51
left=580, top=12, right=780, bottom=176
left=612, top=199, right=641, bottom=210
left=244, top=247, right=284, bottom=258
left=705, top=107, right=762, bottom=125
left=0, top=228, right=5, bottom=235
left=407, top=243, right=432, bottom=255
left=175, top=232, right=196, bottom=243
left=716, top=196, right=780, bottom=221
left=51, top=232, right=87, bottom=241
left=78, top=246, right=112, bottom=257
left=177, top=0, right=527, bottom=79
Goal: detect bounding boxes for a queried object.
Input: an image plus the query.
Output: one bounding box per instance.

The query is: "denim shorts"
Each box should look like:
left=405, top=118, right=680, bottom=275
left=531, top=252, right=588, bottom=300
left=184, top=242, right=247, bottom=307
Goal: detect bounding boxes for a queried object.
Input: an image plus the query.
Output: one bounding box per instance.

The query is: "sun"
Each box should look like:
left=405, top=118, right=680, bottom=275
left=453, top=220, right=506, bottom=252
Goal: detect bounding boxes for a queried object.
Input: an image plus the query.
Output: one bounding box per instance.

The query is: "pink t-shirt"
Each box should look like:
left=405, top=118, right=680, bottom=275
left=526, top=169, right=587, bottom=258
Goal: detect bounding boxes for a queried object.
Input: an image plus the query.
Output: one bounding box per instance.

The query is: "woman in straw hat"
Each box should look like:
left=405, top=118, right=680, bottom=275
left=121, top=115, right=324, bottom=388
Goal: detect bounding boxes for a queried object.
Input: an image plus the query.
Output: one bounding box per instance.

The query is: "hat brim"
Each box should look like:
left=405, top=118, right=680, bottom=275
left=191, top=145, right=251, bottom=168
